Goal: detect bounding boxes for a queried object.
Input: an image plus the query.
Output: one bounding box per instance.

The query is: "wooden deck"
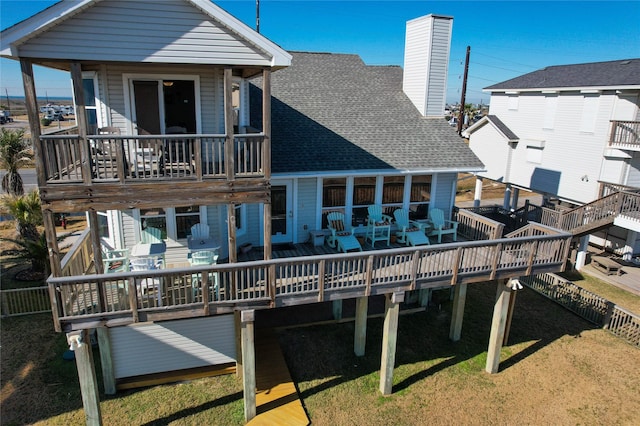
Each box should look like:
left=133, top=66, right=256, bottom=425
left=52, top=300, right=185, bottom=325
left=248, top=329, right=309, bottom=425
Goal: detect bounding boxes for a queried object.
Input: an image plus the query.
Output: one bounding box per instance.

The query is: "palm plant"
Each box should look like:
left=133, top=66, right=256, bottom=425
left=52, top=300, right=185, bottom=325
left=1, top=190, right=43, bottom=242
left=0, top=128, right=33, bottom=196
left=1, top=232, right=50, bottom=275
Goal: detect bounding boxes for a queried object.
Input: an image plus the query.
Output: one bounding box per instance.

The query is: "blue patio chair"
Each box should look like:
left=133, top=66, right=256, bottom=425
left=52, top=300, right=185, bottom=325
left=326, top=211, right=362, bottom=253
left=427, top=208, right=458, bottom=243
left=102, top=247, right=130, bottom=273
left=393, top=208, right=430, bottom=246
left=142, top=226, right=163, bottom=243
left=190, top=223, right=210, bottom=239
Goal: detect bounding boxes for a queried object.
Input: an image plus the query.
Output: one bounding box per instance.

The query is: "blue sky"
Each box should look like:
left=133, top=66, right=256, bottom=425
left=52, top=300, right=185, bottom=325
left=1, top=0, right=639, bottom=104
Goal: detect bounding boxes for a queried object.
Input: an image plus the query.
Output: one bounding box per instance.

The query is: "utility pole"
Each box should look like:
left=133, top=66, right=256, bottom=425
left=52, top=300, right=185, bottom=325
left=5, top=88, right=10, bottom=112
left=457, top=46, right=470, bottom=135
left=256, top=0, right=260, bottom=33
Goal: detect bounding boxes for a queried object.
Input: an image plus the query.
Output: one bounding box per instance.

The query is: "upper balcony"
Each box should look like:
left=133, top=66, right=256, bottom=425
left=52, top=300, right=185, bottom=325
left=36, top=131, right=268, bottom=213
left=608, top=120, right=640, bottom=151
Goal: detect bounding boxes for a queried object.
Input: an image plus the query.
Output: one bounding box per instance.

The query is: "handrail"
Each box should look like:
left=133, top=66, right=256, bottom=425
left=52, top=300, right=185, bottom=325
left=38, top=132, right=266, bottom=183
left=60, top=228, right=93, bottom=276
left=454, top=208, right=504, bottom=240
left=608, top=120, right=640, bottom=149
left=48, top=233, right=572, bottom=328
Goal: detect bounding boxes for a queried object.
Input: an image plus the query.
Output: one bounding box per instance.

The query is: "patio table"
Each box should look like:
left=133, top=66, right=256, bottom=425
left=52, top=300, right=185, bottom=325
left=187, top=236, right=221, bottom=253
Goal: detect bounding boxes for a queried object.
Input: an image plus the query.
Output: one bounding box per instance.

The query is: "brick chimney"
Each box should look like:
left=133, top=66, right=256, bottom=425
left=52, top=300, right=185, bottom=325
left=402, top=14, right=453, bottom=118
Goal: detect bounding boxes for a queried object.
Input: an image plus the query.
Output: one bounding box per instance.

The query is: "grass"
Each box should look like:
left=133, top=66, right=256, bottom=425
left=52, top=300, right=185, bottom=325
left=2, top=284, right=639, bottom=425
left=558, top=269, right=640, bottom=313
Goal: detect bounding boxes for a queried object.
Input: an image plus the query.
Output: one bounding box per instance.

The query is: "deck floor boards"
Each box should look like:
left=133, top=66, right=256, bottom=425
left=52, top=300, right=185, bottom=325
left=248, top=329, right=309, bottom=425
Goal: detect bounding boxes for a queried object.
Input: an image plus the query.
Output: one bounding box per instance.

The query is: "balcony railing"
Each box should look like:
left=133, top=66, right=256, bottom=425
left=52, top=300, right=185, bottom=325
left=37, top=132, right=265, bottom=184
left=47, top=233, right=572, bottom=331
left=609, top=120, right=640, bottom=150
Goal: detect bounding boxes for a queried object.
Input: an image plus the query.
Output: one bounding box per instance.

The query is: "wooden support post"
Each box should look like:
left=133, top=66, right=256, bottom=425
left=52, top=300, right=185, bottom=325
left=449, top=283, right=467, bottom=342
left=227, top=204, right=237, bottom=264
left=263, top=201, right=272, bottom=261
left=354, top=296, right=368, bottom=356
left=262, top=69, right=271, bottom=180
left=234, top=310, right=242, bottom=379
left=70, top=62, right=92, bottom=184
left=42, top=210, right=63, bottom=332
left=96, top=328, right=116, bottom=395
left=241, top=310, right=256, bottom=422
left=503, top=289, right=517, bottom=346
left=19, top=59, right=45, bottom=186
left=68, top=330, right=103, bottom=425
left=332, top=300, right=343, bottom=320
left=88, top=211, right=106, bottom=311
left=379, top=292, right=403, bottom=396
left=224, top=68, right=235, bottom=181
left=485, top=280, right=512, bottom=374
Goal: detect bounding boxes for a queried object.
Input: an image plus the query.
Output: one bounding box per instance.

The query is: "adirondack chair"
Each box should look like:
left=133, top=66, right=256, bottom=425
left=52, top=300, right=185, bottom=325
left=326, top=211, right=362, bottom=253
left=93, top=127, right=122, bottom=179
left=142, top=226, right=164, bottom=243
left=393, top=209, right=430, bottom=246
left=189, top=250, right=219, bottom=300
left=366, top=205, right=392, bottom=247
left=427, top=208, right=458, bottom=243
left=190, top=223, right=210, bottom=239
left=130, top=256, right=164, bottom=306
left=101, top=247, right=130, bottom=273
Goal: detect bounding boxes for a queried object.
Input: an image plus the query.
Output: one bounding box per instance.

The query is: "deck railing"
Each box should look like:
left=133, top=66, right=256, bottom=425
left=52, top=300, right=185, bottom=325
left=538, top=191, right=640, bottom=234
left=47, top=233, right=572, bottom=330
left=609, top=120, right=640, bottom=150
left=37, top=132, right=265, bottom=184
left=454, top=208, right=504, bottom=240
left=60, top=228, right=93, bottom=277
left=521, top=273, right=640, bottom=346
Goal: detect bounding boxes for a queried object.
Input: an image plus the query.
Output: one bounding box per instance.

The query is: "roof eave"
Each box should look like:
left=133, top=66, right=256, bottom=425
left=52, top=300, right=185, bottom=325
left=485, top=85, right=640, bottom=93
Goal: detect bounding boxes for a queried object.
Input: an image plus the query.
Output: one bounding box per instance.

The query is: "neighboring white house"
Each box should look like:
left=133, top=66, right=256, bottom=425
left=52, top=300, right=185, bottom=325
left=464, top=59, right=640, bottom=263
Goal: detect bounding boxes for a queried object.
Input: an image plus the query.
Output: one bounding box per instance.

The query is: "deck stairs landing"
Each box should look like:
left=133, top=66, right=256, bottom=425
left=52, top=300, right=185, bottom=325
left=539, top=191, right=640, bottom=236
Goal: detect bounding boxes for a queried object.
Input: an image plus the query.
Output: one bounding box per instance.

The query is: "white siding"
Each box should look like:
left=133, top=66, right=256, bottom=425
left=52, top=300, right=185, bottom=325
left=18, top=0, right=272, bottom=66
left=626, top=155, right=640, bottom=187
left=296, top=178, right=318, bottom=243
left=110, top=315, right=236, bottom=379
left=402, top=15, right=452, bottom=117
left=484, top=91, right=622, bottom=203
left=432, top=172, right=456, bottom=218
left=467, top=121, right=511, bottom=182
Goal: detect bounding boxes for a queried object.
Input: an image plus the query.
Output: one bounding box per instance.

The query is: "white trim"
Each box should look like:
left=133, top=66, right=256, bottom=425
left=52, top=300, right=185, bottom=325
left=272, top=167, right=484, bottom=179
left=486, top=85, right=640, bottom=94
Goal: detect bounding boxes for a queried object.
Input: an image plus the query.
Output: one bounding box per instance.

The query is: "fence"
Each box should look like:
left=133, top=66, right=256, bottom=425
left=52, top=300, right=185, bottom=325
left=520, top=273, right=640, bottom=347
left=1, top=286, right=51, bottom=317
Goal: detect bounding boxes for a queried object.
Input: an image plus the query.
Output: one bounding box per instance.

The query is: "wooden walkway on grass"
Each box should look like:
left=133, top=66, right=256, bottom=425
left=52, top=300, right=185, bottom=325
left=247, top=329, right=309, bottom=425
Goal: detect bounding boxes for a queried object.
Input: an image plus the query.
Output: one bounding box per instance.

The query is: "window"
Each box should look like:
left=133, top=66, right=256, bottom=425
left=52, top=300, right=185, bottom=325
left=176, top=206, right=200, bottom=239
left=352, top=176, right=376, bottom=226
left=409, top=175, right=431, bottom=219
left=543, top=95, right=557, bottom=130
left=507, top=95, right=519, bottom=111
left=97, top=211, right=110, bottom=240
left=382, top=176, right=404, bottom=215
left=81, top=72, right=100, bottom=134
left=580, top=94, right=599, bottom=133
left=140, top=207, right=167, bottom=240
left=235, top=204, right=247, bottom=236
left=322, top=178, right=347, bottom=227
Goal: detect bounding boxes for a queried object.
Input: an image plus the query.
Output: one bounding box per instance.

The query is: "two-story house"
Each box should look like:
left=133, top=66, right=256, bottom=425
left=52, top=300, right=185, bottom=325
left=1, top=2, right=574, bottom=422
left=464, top=59, right=640, bottom=268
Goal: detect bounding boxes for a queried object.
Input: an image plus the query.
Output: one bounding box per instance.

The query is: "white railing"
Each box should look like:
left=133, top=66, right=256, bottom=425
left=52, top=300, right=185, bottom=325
left=1, top=286, right=51, bottom=317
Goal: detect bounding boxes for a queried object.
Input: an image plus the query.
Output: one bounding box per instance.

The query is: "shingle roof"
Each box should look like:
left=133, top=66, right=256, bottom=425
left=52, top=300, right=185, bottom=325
left=485, top=58, right=640, bottom=91
left=250, top=52, right=483, bottom=174
left=486, top=115, right=519, bottom=141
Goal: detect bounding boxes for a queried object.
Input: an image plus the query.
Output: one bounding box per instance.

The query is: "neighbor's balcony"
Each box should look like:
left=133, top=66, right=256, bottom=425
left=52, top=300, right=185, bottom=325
left=609, top=120, right=640, bottom=151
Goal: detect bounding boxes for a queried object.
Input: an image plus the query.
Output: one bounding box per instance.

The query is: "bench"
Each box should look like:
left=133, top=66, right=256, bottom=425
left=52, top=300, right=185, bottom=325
left=591, top=256, right=623, bottom=276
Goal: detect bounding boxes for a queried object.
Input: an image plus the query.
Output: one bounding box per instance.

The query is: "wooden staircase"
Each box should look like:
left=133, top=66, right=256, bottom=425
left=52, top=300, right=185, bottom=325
left=539, top=191, right=640, bottom=236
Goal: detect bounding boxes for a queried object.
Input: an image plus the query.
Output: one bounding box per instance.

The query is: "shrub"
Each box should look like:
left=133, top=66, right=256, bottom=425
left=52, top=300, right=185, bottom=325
left=40, top=118, right=51, bottom=126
